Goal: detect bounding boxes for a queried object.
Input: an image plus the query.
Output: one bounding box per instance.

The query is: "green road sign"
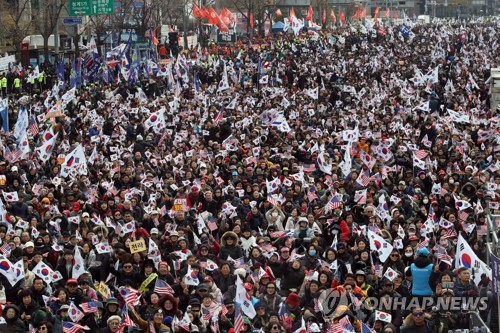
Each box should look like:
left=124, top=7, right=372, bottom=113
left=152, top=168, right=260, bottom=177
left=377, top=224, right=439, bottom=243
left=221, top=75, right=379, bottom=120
left=69, top=0, right=115, bottom=16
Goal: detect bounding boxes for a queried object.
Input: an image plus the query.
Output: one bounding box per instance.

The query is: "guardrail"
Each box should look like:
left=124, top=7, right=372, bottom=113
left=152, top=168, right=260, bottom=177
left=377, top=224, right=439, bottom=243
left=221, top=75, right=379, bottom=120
left=486, top=214, right=500, bottom=266
left=485, top=214, right=499, bottom=333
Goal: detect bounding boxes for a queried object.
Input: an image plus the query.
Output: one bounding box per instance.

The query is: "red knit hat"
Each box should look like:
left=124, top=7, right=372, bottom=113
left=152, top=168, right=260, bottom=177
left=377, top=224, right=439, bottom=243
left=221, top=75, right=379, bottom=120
left=286, top=292, right=300, bottom=308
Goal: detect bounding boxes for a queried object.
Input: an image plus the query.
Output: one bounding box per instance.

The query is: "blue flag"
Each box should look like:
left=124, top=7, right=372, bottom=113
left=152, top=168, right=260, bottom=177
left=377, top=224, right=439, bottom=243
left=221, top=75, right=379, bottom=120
left=129, top=45, right=141, bottom=84
left=70, top=59, right=77, bottom=89
left=0, top=98, right=8, bottom=132
left=57, top=60, right=65, bottom=83
left=194, top=71, right=200, bottom=92
left=401, top=24, right=411, bottom=37
left=76, top=58, right=82, bottom=88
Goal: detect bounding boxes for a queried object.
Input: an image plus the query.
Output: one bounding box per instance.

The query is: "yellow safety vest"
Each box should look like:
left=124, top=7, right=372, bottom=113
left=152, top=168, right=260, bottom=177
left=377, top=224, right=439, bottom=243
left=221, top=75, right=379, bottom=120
left=1, top=77, right=7, bottom=88
left=14, top=78, right=21, bottom=88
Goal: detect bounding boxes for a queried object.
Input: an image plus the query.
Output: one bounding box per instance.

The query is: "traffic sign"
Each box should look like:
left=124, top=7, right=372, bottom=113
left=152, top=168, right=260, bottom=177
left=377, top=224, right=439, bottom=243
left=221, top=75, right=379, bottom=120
left=69, top=0, right=115, bottom=16
left=63, top=17, right=83, bottom=25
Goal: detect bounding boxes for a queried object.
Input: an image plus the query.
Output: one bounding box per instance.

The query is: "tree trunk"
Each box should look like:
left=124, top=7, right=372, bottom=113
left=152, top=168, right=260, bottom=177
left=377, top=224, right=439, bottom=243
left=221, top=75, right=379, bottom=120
left=74, top=34, right=81, bottom=57
left=43, top=35, right=50, bottom=66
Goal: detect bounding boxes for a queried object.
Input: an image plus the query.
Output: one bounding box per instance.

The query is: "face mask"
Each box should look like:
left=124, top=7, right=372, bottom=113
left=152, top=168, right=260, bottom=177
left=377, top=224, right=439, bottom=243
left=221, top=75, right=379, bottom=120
left=405, top=252, right=413, bottom=257
left=309, top=250, right=316, bottom=256
left=408, top=232, right=415, bottom=236
left=423, top=199, right=429, bottom=204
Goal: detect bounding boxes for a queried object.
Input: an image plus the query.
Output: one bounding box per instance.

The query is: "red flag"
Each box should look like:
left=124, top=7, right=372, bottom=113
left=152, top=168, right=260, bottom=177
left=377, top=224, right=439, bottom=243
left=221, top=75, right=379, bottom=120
left=276, top=8, right=282, bottom=17
left=322, top=8, right=326, bottom=23
left=393, top=11, right=398, bottom=19
left=289, top=8, right=296, bottom=22
left=385, top=8, right=390, bottom=18
left=192, top=4, right=204, bottom=19
left=200, top=7, right=209, bottom=18
left=352, top=8, right=361, bottom=19
left=223, top=8, right=236, bottom=24
left=220, top=9, right=231, bottom=26
left=150, top=27, right=159, bottom=45
left=249, top=11, right=254, bottom=28
left=207, top=7, right=219, bottom=25
left=330, top=9, right=336, bottom=23
left=208, top=8, right=229, bottom=32
left=339, top=11, right=345, bottom=26
left=361, top=7, right=367, bottom=19
left=306, top=6, right=313, bottom=21
left=374, top=6, right=380, bottom=22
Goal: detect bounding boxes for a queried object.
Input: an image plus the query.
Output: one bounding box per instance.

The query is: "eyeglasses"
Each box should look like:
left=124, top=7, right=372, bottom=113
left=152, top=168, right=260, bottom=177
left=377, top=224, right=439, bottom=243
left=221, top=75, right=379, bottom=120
left=413, top=312, right=424, bottom=317
left=271, top=326, right=279, bottom=330
left=39, top=327, right=47, bottom=331
left=124, top=265, right=133, bottom=268
left=384, top=284, right=393, bottom=287
left=390, top=254, right=399, bottom=257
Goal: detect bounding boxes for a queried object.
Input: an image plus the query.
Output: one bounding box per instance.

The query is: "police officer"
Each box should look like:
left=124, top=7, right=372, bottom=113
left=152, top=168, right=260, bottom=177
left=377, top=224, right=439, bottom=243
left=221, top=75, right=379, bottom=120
left=13, top=74, right=21, bottom=96
left=0, top=74, right=7, bottom=97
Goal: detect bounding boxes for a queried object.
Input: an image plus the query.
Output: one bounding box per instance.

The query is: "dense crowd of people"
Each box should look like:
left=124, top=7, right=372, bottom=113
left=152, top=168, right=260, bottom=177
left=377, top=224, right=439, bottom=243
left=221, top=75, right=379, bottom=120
left=0, top=16, right=499, bottom=333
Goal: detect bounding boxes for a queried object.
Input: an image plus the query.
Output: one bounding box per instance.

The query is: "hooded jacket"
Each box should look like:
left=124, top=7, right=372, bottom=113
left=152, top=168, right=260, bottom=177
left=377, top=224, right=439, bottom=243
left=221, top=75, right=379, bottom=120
left=0, top=304, right=26, bottom=333
left=409, top=256, right=436, bottom=296
left=218, top=232, right=243, bottom=264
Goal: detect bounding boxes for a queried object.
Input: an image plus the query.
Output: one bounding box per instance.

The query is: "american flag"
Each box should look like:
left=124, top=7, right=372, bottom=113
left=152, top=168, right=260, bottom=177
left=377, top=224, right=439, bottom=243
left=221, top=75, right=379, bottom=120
left=414, top=150, right=428, bottom=160
left=221, top=304, right=229, bottom=317
left=417, top=238, right=429, bottom=249
left=202, top=307, right=212, bottom=321
left=361, top=322, right=376, bottom=333
left=28, top=115, right=39, bottom=136
left=154, top=278, right=174, bottom=295
left=80, top=301, right=99, bottom=313
left=207, top=217, right=218, bottom=231
left=302, top=164, right=316, bottom=173
left=350, top=292, right=364, bottom=308
left=458, top=210, right=469, bottom=222
left=443, top=228, right=457, bottom=239
left=62, top=322, right=90, bottom=333
left=270, top=230, right=286, bottom=238
left=149, top=320, right=156, bottom=333
left=436, top=247, right=453, bottom=265
left=278, top=303, right=292, bottom=330
left=213, top=111, right=223, bottom=125
left=267, top=194, right=279, bottom=206
left=313, top=298, right=321, bottom=312
left=118, top=286, right=140, bottom=304
left=234, top=305, right=245, bottom=333
left=0, top=242, right=11, bottom=255
left=339, top=316, right=354, bottom=331
left=328, top=196, right=343, bottom=210
left=307, top=185, right=318, bottom=202
left=121, top=304, right=134, bottom=327
left=328, top=321, right=343, bottom=333
left=357, top=170, right=372, bottom=187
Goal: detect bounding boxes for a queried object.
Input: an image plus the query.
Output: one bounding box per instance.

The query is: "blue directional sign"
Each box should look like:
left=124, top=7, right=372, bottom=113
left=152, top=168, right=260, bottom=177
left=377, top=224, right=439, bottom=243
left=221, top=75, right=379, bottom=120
left=63, top=17, right=83, bottom=25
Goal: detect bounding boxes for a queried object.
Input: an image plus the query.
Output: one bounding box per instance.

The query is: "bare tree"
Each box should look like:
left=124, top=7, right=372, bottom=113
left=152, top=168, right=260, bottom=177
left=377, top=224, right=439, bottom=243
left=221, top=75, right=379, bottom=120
left=1, top=0, right=34, bottom=60
left=87, top=15, right=108, bottom=55
left=157, top=0, right=184, bottom=27
left=223, top=0, right=275, bottom=36
left=110, top=0, right=137, bottom=43
left=32, top=0, right=64, bottom=64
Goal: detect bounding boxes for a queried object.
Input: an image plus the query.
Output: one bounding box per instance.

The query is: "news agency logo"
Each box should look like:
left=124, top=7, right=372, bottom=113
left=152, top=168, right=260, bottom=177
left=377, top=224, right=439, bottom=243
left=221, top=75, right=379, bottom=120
left=319, top=288, right=488, bottom=317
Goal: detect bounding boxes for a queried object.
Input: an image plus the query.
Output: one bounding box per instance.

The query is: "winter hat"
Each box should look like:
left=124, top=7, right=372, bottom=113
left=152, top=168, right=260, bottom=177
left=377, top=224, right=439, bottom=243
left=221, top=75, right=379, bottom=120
left=286, top=292, right=300, bottom=308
